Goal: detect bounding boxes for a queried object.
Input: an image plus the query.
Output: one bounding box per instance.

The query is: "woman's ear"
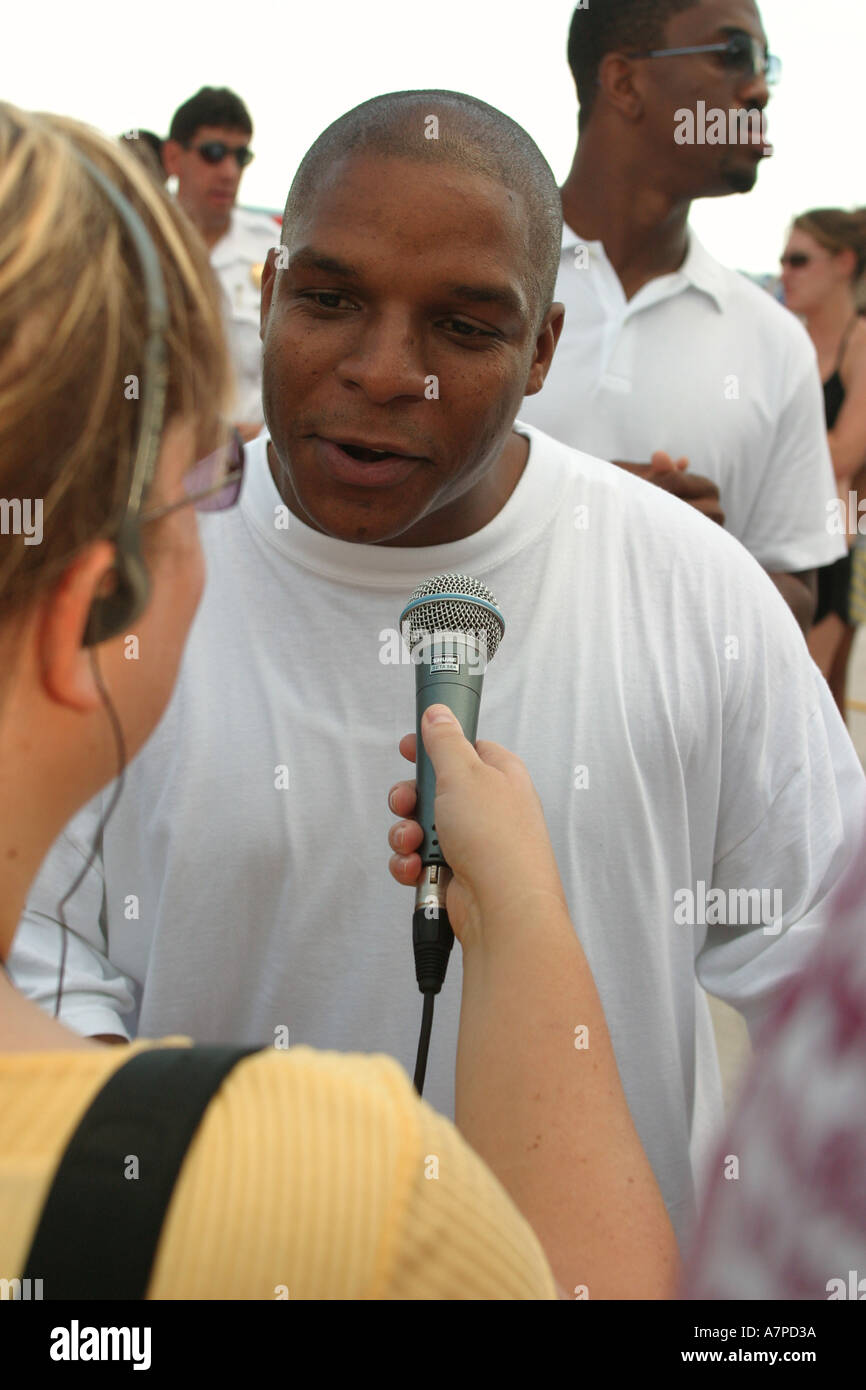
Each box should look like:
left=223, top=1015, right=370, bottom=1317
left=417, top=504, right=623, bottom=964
left=38, top=540, right=119, bottom=710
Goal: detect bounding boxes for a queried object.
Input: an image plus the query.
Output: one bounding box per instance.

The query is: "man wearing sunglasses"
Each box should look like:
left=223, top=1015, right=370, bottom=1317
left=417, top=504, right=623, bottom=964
left=520, top=0, right=844, bottom=634
left=163, top=87, right=278, bottom=442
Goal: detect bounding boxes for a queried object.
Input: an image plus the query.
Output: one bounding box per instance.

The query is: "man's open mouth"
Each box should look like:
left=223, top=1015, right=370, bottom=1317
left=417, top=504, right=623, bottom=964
left=338, top=443, right=403, bottom=462
left=313, top=436, right=423, bottom=488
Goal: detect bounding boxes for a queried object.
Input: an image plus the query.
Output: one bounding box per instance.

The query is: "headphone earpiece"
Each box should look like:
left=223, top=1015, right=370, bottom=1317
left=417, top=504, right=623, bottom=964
left=82, top=529, right=150, bottom=648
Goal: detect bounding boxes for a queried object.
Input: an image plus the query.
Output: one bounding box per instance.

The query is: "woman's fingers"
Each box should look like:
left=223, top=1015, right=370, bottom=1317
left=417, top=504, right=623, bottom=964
left=388, top=817, right=423, bottom=854
left=388, top=849, right=422, bottom=884
left=388, top=779, right=417, bottom=818
left=387, top=769, right=421, bottom=884
left=391, top=739, right=422, bottom=878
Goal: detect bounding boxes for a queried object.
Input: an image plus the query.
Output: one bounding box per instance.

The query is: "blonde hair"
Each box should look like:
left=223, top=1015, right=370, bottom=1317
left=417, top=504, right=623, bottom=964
left=0, top=102, right=233, bottom=614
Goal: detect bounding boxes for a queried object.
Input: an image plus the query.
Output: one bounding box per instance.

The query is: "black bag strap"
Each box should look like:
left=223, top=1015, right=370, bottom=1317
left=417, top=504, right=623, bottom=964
left=22, top=1044, right=262, bottom=1299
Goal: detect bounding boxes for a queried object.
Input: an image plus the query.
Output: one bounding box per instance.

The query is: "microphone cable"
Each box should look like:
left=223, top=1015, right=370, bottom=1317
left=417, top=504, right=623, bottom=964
left=412, top=901, right=454, bottom=1095
left=413, top=992, right=436, bottom=1094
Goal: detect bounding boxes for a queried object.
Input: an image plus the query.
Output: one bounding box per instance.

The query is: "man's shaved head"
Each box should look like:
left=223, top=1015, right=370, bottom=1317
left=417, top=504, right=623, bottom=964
left=281, top=90, right=563, bottom=330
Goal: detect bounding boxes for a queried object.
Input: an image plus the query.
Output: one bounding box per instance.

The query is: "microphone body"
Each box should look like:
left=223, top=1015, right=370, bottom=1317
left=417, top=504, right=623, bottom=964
left=410, top=636, right=486, bottom=991
left=399, top=577, right=505, bottom=994
left=412, top=633, right=486, bottom=866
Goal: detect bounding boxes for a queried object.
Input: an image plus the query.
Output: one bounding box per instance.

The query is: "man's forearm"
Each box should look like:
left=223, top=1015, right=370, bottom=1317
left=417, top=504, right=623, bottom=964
left=768, top=570, right=817, bottom=635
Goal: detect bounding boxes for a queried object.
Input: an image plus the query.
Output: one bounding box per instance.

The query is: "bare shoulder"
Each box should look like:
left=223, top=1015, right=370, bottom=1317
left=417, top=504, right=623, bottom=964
left=842, top=318, right=866, bottom=382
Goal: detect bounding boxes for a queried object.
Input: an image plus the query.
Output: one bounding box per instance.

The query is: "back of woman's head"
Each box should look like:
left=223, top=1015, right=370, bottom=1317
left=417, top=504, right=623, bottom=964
left=0, top=103, right=232, bottom=620
left=793, top=206, right=866, bottom=286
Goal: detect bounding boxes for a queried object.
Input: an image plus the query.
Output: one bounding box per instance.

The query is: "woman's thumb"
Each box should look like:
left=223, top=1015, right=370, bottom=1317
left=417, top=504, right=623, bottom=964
left=420, top=704, right=475, bottom=773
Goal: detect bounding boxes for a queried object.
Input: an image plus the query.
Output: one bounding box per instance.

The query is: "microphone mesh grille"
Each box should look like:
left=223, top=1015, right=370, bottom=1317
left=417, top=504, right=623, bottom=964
left=401, top=573, right=504, bottom=660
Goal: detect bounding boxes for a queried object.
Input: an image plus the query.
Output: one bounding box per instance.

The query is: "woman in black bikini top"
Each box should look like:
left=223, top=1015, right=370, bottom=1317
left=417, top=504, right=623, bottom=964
left=781, top=206, right=866, bottom=720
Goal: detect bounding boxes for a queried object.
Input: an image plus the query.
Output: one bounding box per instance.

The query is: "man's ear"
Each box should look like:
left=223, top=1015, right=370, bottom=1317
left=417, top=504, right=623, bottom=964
left=38, top=541, right=119, bottom=711
left=161, top=139, right=184, bottom=180
left=260, top=245, right=280, bottom=337
left=597, top=51, right=646, bottom=124
left=524, top=303, right=565, bottom=397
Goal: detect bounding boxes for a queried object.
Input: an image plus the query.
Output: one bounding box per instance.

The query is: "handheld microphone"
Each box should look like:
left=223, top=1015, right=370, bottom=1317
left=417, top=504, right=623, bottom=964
left=399, top=574, right=505, bottom=1091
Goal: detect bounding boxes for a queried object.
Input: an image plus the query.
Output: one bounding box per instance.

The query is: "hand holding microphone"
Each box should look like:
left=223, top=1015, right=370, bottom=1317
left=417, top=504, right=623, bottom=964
left=388, top=705, right=570, bottom=953
left=395, top=573, right=577, bottom=1097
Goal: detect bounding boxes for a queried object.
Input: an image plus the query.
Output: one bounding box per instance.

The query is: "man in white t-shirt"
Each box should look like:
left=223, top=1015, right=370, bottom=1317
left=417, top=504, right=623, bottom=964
left=10, top=90, right=866, bottom=1248
left=518, top=1, right=843, bottom=633
left=162, top=87, right=277, bottom=437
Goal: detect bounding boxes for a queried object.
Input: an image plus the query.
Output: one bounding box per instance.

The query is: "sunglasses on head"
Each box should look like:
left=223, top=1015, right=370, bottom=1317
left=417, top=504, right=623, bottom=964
left=780, top=253, right=813, bottom=269
left=140, top=428, right=246, bottom=523
left=185, top=140, right=254, bottom=169
left=626, top=32, right=781, bottom=85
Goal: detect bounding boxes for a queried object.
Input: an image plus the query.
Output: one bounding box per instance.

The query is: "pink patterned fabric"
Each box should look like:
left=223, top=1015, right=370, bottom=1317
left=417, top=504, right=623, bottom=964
left=684, top=829, right=866, bottom=1299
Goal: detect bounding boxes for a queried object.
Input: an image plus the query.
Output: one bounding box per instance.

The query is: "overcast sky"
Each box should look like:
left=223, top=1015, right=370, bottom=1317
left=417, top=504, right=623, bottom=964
left=5, top=0, right=856, bottom=273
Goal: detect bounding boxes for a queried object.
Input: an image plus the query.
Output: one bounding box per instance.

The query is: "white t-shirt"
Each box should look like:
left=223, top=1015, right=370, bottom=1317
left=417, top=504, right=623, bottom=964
left=211, top=206, right=279, bottom=423
left=10, top=426, right=865, bottom=1247
left=519, top=225, right=845, bottom=574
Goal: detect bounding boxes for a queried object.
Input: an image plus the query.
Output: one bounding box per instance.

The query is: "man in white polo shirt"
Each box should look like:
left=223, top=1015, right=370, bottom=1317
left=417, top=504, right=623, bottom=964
left=519, top=0, right=844, bottom=632
left=162, top=87, right=277, bottom=439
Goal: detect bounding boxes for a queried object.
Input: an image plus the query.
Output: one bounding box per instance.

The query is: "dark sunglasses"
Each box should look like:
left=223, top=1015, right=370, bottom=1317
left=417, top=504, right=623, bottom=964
left=780, top=253, right=814, bottom=269
left=140, top=428, right=246, bottom=522
left=185, top=140, right=254, bottom=169
left=626, top=33, right=781, bottom=85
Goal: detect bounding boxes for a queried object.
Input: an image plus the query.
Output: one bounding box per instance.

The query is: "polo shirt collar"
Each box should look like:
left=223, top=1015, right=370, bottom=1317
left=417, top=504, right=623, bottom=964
left=679, top=230, right=727, bottom=311
left=561, top=219, right=727, bottom=312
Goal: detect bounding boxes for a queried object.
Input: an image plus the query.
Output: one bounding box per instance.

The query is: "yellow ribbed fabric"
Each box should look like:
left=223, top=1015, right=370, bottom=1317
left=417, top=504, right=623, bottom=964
left=0, top=1038, right=556, bottom=1299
